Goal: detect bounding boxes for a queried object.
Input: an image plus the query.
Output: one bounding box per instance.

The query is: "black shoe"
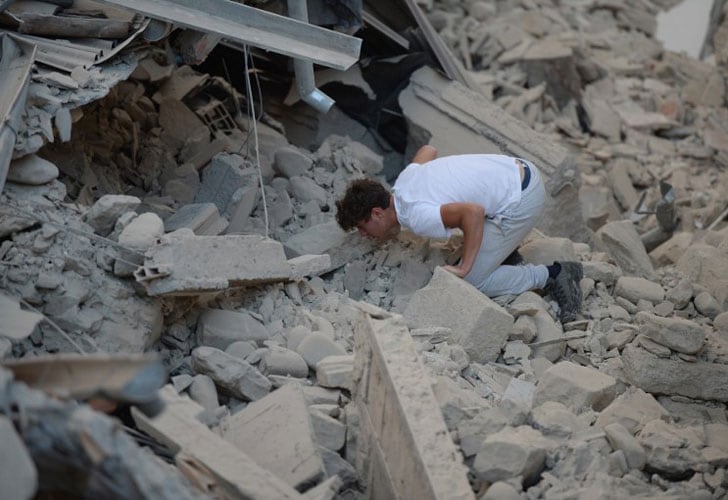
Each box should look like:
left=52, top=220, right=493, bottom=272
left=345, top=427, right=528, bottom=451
left=546, top=261, right=583, bottom=323
left=502, top=248, right=524, bottom=266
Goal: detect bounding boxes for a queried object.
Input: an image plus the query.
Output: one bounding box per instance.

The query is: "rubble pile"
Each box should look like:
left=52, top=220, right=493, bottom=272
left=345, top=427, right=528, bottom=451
left=1, top=0, right=728, bottom=499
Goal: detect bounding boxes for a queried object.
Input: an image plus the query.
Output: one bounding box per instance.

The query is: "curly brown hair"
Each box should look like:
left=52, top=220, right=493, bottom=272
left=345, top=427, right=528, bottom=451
left=335, top=178, right=391, bottom=231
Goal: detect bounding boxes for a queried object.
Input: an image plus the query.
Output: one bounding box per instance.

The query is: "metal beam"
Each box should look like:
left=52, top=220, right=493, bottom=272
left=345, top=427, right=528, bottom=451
left=96, top=0, right=361, bottom=70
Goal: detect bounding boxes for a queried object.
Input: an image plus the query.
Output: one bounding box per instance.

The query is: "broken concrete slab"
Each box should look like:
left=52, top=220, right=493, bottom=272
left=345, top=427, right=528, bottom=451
left=135, top=232, right=314, bottom=296
left=131, top=385, right=302, bottom=499
left=221, top=383, right=326, bottom=489
left=404, top=267, right=513, bottom=363
left=398, top=66, right=587, bottom=242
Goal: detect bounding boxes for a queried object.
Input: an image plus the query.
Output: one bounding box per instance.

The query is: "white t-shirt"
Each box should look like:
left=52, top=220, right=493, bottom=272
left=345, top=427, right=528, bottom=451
left=392, top=154, right=522, bottom=239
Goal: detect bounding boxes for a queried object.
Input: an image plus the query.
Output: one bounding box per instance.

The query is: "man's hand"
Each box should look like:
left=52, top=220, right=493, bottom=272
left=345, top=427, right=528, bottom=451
left=442, top=264, right=467, bottom=278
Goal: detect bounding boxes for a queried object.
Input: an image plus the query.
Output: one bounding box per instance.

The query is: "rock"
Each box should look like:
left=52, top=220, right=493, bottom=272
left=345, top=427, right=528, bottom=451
left=530, top=401, right=583, bottom=439
left=595, top=387, right=669, bottom=433
left=7, top=155, right=59, bottom=185
left=309, top=409, right=346, bottom=451
left=482, top=481, right=522, bottom=500
left=637, top=419, right=705, bottom=476
left=273, top=146, right=313, bottom=178
left=677, top=244, right=728, bottom=307
left=666, top=279, right=694, bottom=309
left=694, top=291, right=722, bottom=319
left=582, top=261, right=622, bottom=287
left=224, top=340, right=257, bottom=360
left=521, top=40, right=581, bottom=108
left=288, top=176, right=329, bottom=207
left=115, top=212, right=165, bottom=276
left=518, top=236, right=577, bottom=265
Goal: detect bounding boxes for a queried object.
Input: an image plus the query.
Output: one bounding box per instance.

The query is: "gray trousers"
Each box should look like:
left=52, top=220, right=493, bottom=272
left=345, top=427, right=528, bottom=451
left=464, top=162, right=549, bottom=297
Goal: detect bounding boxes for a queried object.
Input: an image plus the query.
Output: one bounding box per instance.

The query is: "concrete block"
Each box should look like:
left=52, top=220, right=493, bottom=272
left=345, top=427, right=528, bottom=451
left=404, top=267, right=513, bottom=363
left=197, top=308, right=271, bottom=349
left=352, top=311, right=474, bottom=500
left=533, top=361, right=617, bottom=413
left=398, top=66, right=587, bottom=242
left=221, top=383, right=326, bottom=489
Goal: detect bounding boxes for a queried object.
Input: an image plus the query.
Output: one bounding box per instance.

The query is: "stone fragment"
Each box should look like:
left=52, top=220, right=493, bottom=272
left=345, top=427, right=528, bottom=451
left=473, top=426, right=549, bottom=485
left=164, top=203, right=222, bottom=234
left=521, top=40, right=581, bottom=108
left=666, top=279, right=693, bottom=309
left=288, top=176, right=329, bottom=207
left=191, top=346, right=271, bottom=401
left=309, top=409, right=346, bottom=451
left=614, top=276, right=664, bottom=304
left=259, top=346, right=309, bottom=378
left=533, top=361, right=617, bottom=413
left=598, top=220, right=655, bottom=279
left=197, top=308, right=270, bottom=350
left=295, top=333, right=347, bottom=369
left=85, top=194, right=141, bottom=236
left=649, top=232, right=692, bottom=266
left=221, top=383, right=325, bottom=488
left=288, top=254, right=331, bottom=279
left=273, top=146, right=313, bottom=178
left=530, top=401, right=582, bottom=439
left=637, top=419, right=705, bottom=476
left=595, top=387, right=669, bottom=434
left=676, top=244, right=728, bottom=307
left=608, top=160, right=639, bottom=211
left=189, top=374, right=219, bottom=412
left=621, top=344, right=728, bottom=402
left=225, top=340, right=257, bottom=360
left=518, top=236, right=577, bottom=265
left=195, top=153, right=257, bottom=217
left=582, top=261, right=622, bottom=286
left=694, top=291, right=722, bottom=319
left=284, top=221, right=374, bottom=271
left=636, top=311, right=705, bottom=354
left=604, top=422, right=646, bottom=470
left=482, top=482, right=521, bottom=500
left=316, top=355, right=354, bottom=390
left=404, top=267, right=513, bottom=363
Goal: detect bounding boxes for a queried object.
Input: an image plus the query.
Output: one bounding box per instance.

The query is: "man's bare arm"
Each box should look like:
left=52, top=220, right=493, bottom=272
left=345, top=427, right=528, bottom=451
left=412, top=145, right=438, bottom=164
left=439, top=202, right=485, bottom=277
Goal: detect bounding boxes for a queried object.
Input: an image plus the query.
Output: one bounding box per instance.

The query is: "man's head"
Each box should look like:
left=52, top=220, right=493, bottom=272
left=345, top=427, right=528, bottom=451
left=335, top=178, right=398, bottom=240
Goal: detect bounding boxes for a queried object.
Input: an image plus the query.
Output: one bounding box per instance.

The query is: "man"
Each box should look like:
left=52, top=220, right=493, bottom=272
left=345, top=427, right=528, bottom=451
left=335, top=145, right=583, bottom=322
